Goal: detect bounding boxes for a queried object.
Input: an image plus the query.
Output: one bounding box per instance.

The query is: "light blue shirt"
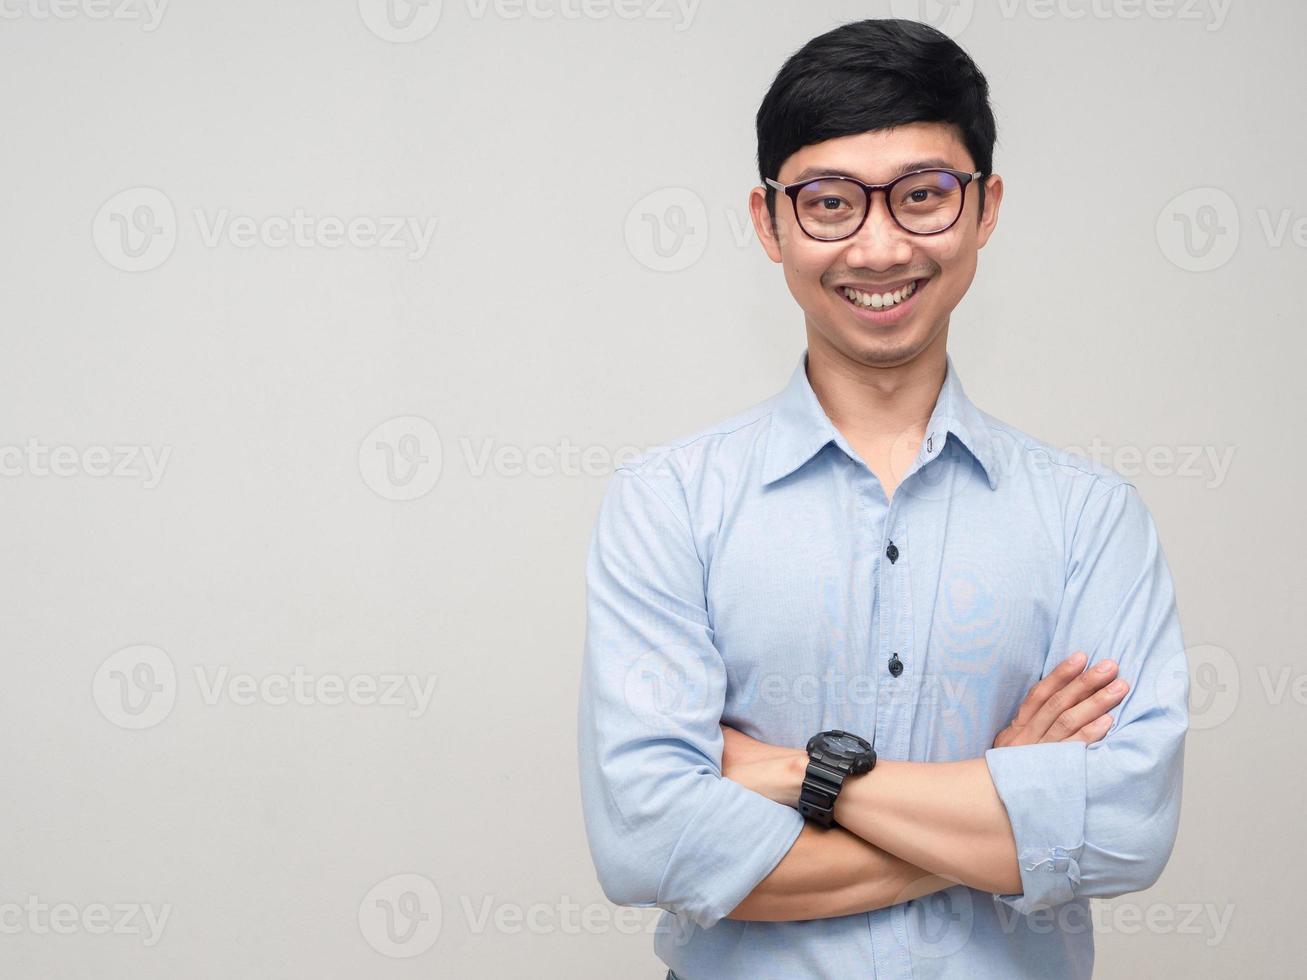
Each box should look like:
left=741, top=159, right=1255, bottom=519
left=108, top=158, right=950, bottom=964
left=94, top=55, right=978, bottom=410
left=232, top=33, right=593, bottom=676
left=577, top=348, right=1188, bottom=979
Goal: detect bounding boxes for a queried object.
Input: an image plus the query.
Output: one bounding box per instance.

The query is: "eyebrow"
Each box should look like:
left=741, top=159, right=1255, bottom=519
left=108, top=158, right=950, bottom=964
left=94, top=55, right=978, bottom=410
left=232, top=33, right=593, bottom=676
left=789, top=157, right=957, bottom=183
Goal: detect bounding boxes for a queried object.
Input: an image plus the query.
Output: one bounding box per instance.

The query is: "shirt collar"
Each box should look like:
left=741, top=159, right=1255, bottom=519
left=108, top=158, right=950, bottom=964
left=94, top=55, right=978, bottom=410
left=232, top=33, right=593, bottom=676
left=760, top=348, right=1001, bottom=490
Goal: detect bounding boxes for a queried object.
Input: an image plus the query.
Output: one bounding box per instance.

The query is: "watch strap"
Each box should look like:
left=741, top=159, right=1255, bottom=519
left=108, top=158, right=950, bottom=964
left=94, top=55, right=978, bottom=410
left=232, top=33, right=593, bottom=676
left=797, top=759, right=848, bottom=827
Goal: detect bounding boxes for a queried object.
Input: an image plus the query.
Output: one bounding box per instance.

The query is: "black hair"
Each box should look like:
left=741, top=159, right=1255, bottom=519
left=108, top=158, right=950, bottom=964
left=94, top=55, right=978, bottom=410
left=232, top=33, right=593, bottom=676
left=756, top=18, right=997, bottom=229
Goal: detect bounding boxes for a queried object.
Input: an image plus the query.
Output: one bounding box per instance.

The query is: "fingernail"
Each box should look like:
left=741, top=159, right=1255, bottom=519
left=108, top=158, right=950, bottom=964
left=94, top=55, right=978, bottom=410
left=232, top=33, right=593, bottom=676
left=1096, top=660, right=1114, bottom=672
left=1108, top=680, right=1126, bottom=693
left=1069, top=652, right=1086, bottom=667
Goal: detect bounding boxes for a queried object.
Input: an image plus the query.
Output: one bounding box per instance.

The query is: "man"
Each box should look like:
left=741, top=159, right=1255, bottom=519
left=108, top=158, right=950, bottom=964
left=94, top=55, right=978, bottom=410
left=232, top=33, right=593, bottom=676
left=577, top=18, right=1188, bottom=979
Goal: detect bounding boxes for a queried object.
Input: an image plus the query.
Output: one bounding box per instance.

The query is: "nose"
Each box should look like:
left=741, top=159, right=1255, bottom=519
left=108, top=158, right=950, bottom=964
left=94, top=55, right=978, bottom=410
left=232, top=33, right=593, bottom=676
left=843, top=190, right=913, bottom=270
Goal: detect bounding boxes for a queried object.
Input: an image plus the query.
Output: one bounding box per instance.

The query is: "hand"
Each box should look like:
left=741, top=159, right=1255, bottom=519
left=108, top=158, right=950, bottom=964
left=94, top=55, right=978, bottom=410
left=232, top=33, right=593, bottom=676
left=993, top=652, right=1129, bottom=748
left=720, top=725, right=806, bottom=807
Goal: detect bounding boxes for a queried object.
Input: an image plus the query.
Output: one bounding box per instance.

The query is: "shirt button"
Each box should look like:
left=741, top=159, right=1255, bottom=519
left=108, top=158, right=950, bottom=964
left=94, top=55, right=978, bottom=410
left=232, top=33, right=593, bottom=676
left=888, top=653, right=904, bottom=677
left=886, top=542, right=899, bottom=564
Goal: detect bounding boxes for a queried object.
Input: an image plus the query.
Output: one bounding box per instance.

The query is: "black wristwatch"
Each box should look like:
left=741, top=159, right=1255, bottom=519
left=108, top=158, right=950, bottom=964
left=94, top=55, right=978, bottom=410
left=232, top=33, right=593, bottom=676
left=798, top=730, right=877, bottom=828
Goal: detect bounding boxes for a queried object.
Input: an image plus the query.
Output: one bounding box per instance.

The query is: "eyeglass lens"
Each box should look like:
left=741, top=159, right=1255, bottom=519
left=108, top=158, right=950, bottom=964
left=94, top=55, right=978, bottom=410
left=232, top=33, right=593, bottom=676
left=794, top=170, right=966, bottom=239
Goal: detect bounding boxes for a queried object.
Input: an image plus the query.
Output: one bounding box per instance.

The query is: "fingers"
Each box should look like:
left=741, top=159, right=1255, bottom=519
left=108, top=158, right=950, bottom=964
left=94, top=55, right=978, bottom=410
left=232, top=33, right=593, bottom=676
left=1070, top=713, right=1115, bottom=744
left=992, top=655, right=1088, bottom=748
left=1007, top=652, right=1089, bottom=734
left=1045, top=675, right=1130, bottom=742
left=1025, top=655, right=1124, bottom=742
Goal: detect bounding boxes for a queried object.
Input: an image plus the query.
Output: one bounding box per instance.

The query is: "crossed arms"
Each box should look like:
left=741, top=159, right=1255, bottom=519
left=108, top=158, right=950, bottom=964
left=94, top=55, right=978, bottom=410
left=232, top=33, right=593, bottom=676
left=577, top=466, right=1189, bottom=929
left=723, top=651, right=1124, bottom=920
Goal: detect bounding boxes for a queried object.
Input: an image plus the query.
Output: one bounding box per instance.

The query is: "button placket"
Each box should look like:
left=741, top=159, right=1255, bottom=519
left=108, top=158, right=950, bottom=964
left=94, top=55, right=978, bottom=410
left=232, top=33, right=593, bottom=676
left=872, top=514, right=915, bottom=979
left=857, top=470, right=890, bottom=744
left=875, top=510, right=912, bottom=762
left=881, top=528, right=907, bottom=680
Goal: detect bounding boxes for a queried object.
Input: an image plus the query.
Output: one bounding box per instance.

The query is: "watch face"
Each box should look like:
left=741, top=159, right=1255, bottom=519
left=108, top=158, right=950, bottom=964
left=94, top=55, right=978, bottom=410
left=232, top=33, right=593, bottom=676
left=826, top=733, right=866, bottom=754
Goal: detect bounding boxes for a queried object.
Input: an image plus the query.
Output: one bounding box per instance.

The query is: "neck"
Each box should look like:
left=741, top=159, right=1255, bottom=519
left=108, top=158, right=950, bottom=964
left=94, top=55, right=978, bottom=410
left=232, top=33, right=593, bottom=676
left=803, top=333, right=949, bottom=451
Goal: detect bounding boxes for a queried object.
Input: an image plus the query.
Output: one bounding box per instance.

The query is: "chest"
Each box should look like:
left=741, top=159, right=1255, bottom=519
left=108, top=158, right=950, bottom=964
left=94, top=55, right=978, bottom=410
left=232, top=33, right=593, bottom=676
left=703, top=463, right=1062, bottom=755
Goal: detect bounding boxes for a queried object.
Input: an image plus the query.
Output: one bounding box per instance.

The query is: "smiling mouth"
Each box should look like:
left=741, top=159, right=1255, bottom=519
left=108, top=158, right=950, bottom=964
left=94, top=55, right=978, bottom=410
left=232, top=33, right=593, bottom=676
left=836, top=278, right=926, bottom=310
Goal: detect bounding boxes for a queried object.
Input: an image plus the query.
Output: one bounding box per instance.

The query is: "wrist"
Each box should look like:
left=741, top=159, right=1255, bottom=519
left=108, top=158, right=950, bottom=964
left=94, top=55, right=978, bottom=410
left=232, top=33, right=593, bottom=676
left=779, top=749, right=808, bottom=808
left=798, top=730, right=878, bottom=827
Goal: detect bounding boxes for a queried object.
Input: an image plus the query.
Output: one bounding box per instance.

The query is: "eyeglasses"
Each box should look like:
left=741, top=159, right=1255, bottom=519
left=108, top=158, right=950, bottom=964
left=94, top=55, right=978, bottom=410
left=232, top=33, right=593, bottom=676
left=764, top=168, right=984, bottom=241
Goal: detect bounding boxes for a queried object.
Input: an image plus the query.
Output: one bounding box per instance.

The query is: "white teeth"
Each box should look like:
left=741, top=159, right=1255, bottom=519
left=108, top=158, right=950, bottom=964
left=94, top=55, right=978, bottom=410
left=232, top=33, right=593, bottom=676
left=842, top=280, right=918, bottom=310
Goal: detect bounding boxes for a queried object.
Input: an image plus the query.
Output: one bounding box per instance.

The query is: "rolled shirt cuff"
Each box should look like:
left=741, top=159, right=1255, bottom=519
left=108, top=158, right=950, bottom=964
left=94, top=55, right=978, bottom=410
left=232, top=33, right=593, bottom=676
left=984, top=741, right=1087, bottom=914
left=656, top=775, right=805, bottom=929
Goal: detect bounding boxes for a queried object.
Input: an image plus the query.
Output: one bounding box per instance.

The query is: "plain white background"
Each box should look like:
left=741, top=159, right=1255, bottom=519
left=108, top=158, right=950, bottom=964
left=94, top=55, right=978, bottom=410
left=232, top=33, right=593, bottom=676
left=0, top=1, right=1300, bottom=976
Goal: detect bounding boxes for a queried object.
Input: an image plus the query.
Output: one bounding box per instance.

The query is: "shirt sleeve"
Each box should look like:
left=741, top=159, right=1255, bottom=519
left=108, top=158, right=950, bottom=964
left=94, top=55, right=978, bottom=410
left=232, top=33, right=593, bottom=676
left=576, top=463, right=805, bottom=930
left=983, top=480, right=1190, bottom=914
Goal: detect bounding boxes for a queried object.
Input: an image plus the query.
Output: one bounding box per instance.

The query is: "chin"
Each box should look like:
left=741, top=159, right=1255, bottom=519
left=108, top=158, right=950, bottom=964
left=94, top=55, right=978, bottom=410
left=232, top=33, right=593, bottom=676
left=825, top=328, right=933, bottom=368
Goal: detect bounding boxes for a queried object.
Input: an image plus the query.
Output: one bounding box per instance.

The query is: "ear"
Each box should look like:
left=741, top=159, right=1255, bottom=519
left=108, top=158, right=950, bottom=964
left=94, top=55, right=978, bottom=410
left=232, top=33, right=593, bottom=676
left=749, top=185, right=785, bottom=263
left=975, top=173, right=1004, bottom=250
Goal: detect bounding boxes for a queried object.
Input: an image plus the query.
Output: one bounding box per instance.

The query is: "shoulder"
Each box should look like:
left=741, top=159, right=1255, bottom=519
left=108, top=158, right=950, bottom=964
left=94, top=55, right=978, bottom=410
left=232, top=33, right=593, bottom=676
left=976, top=409, right=1165, bottom=557
left=979, top=408, right=1134, bottom=494
left=615, top=392, right=778, bottom=496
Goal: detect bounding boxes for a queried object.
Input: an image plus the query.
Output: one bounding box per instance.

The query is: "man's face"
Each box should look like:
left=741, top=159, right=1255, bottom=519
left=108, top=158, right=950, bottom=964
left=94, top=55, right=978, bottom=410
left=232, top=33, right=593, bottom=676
left=750, top=122, right=1003, bottom=370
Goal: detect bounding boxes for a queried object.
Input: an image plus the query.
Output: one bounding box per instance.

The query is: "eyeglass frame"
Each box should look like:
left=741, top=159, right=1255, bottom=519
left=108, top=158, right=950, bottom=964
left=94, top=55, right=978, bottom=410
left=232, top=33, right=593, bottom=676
left=764, top=168, right=986, bottom=241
